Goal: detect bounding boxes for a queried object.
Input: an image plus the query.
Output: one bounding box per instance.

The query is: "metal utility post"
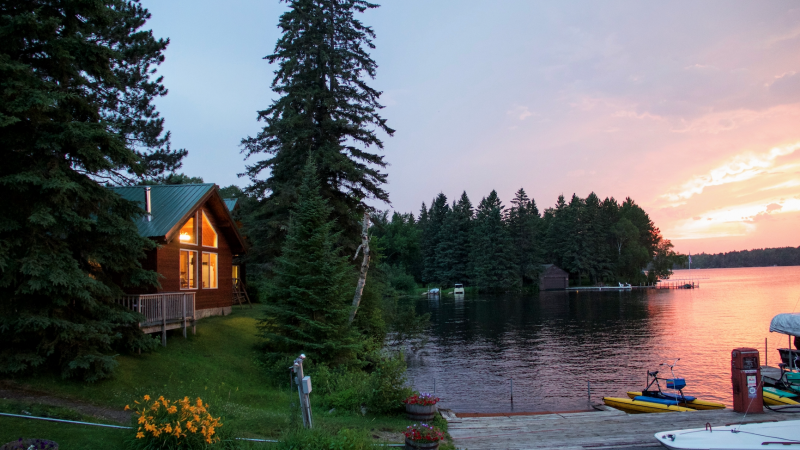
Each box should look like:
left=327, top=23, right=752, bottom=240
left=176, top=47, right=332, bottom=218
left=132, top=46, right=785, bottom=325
left=292, top=354, right=313, bottom=428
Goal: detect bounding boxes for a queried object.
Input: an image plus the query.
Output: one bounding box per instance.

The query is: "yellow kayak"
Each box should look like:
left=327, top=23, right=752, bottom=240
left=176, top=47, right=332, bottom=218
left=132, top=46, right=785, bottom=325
left=603, top=396, right=695, bottom=413
left=626, top=392, right=725, bottom=410
left=763, top=389, right=800, bottom=406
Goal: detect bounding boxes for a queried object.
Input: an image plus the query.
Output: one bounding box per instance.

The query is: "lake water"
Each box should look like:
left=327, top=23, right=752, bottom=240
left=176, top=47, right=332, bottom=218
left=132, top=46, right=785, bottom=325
left=406, top=266, right=800, bottom=413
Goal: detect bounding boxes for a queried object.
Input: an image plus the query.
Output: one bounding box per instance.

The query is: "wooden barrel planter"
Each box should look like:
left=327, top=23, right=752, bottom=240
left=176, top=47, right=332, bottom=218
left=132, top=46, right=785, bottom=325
left=405, top=402, right=437, bottom=421
left=404, top=438, right=439, bottom=450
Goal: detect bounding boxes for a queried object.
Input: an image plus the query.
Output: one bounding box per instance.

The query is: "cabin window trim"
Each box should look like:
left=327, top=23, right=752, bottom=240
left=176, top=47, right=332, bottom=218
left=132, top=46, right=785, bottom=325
left=201, top=211, right=218, bottom=248
left=180, top=249, right=198, bottom=290
left=201, top=252, right=218, bottom=289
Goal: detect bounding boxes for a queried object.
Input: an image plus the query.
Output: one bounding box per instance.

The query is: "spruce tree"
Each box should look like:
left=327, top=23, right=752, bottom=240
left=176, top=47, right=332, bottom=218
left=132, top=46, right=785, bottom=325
left=542, top=194, right=570, bottom=272
left=258, top=161, right=362, bottom=364
left=582, top=192, right=612, bottom=284
left=0, top=0, right=184, bottom=380
left=469, top=191, right=517, bottom=290
left=422, top=193, right=449, bottom=284
left=242, top=0, right=394, bottom=261
left=508, top=188, right=541, bottom=287
left=435, top=192, right=473, bottom=285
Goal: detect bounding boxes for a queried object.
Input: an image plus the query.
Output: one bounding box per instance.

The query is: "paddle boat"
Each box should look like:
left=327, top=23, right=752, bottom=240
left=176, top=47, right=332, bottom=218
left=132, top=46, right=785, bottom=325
left=769, top=312, right=800, bottom=394
left=604, top=359, right=724, bottom=413
left=655, top=419, right=800, bottom=450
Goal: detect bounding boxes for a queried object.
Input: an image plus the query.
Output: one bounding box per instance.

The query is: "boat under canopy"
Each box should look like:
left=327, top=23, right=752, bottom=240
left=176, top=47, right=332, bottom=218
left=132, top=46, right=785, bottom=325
left=770, top=312, right=800, bottom=336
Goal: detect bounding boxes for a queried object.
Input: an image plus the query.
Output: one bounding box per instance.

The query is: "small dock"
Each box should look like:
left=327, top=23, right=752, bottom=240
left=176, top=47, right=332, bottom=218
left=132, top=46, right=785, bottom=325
left=442, top=406, right=798, bottom=449
left=566, top=286, right=652, bottom=292
left=655, top=278, right=707, bottom=289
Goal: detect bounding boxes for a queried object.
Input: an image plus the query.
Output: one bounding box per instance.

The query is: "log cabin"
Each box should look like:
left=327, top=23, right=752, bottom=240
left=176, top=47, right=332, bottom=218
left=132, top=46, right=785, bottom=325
left=109, top=184, right=247, bottom=344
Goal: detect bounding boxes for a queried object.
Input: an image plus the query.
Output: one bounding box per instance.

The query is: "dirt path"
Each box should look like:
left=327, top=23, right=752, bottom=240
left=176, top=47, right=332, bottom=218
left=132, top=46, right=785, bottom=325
left=0, top=381, right=131, bottom=424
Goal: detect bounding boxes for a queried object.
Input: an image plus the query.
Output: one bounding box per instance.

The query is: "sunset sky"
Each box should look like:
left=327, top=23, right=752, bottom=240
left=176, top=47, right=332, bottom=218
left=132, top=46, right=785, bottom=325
left=142, top=0, right=800, bottom=254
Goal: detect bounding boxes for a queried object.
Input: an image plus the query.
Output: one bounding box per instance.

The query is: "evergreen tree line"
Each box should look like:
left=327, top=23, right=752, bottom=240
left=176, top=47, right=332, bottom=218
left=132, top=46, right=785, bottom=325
left=1, top=0, right=189, bottom=380
left=372, top=189, right=684, bottom=291
left=688, top=247, right=800, bottom=269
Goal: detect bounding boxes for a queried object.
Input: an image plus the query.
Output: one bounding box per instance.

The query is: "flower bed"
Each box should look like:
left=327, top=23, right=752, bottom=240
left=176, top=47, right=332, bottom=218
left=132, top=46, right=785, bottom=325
left=125, top=395, right=222, bottom=448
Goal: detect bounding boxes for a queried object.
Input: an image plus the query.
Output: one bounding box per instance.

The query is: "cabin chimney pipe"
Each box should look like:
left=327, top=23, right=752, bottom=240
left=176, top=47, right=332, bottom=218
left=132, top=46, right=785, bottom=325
left=144, top=187, right=152, bottom=222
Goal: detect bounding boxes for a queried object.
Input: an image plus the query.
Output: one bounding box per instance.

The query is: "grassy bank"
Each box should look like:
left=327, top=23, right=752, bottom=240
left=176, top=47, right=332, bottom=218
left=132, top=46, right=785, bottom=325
left=0, top=305, right=410, bottom=446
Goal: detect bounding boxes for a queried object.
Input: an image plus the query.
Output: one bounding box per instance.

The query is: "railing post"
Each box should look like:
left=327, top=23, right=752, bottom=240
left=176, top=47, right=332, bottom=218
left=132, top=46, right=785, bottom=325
left=182, top=294, right=187, bottom=339
left=191, top=293, right=196, bottom=335
left=161, top=297, right=167, bottom=347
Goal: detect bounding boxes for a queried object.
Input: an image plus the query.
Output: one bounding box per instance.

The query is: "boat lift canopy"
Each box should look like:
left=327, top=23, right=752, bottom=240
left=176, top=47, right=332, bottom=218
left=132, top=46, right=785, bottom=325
left=770, top=312, right=800, bottom=336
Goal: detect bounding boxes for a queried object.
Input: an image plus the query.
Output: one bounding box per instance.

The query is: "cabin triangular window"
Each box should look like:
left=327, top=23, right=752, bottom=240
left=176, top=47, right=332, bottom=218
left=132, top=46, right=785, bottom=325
left=179, top=217, right=196, bottom=245
left=201, top=211, right=218, bottom=248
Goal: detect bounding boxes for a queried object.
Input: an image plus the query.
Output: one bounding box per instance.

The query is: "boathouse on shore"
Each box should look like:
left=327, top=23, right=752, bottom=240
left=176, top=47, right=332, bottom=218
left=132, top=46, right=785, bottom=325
left=539, top=264, right=569, bottom=290
left=109, top=184, right=247, bottom=343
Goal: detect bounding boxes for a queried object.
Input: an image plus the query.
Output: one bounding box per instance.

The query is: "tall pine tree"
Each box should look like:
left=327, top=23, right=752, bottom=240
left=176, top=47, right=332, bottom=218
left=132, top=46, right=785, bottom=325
left=469, top=191, right=517, bottom=290
left=435, top=192, right=473, bottom=285
left=0, top=0, right=184, bottom=380
left=242, top=0, right=394, bottom=261
left=258, top=161, right=361, bottom=364
left=422, top=193, right=449, bottom=284
left=507, top=188, right=541, bottom=287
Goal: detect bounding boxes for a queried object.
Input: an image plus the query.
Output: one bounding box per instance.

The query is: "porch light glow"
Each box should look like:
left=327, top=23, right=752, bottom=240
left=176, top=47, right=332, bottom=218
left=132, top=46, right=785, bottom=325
left=180, top=232, right=191, bottom=242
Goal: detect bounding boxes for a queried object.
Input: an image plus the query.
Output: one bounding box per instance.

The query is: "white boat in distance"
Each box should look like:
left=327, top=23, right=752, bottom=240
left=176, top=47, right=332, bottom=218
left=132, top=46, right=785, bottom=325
left=655, top=420, right=800, bottom=449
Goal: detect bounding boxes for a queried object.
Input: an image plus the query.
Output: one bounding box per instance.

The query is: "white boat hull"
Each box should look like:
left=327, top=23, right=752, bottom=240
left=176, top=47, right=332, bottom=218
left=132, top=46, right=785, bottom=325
left=655, top=420, right=800, bottom=449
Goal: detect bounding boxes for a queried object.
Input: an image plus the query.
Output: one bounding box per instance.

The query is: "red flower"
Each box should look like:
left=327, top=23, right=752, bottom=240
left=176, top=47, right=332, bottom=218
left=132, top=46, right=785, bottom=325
left=404, top=393, right=440, bottom=406
left=404, top=424, right=445, bottom=443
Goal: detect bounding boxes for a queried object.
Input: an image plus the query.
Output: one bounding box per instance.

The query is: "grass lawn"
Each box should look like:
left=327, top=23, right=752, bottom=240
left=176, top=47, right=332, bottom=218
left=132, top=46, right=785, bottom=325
left=0, top=416, right=127, bottom=449
left=1, top=305, right=411, bottom=446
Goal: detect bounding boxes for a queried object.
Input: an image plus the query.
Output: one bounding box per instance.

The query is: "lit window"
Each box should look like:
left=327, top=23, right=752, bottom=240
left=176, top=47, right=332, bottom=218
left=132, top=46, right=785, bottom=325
left=179, top=216, right=196, bottom=245
left=201, top=211, right=218, bottom=248
left=202, top=253, right=218, bottom=289
left=180, top=250, right=197, bottom=289
left=232, top=265, right=239, bottom=280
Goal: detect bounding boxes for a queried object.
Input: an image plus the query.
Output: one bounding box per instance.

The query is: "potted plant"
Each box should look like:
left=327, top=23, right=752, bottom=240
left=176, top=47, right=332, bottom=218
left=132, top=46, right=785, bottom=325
left=404, top=392, right=439, bottom=421
left=404, top=423, right=444, bottom=450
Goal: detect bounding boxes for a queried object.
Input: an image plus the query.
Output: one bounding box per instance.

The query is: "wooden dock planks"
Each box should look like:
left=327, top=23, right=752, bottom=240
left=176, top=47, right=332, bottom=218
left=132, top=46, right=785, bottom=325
left=444, top=407, right=798, bottom=449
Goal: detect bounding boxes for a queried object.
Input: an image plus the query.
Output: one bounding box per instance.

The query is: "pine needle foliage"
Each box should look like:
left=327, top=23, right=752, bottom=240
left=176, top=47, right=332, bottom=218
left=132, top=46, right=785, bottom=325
left=241, top=0, right=394, bottom=261
left=0, top=0, right=182, bottom=380
left=258, top=161, right=362, bottom=365
left=469, top=191, right=517, bottom=290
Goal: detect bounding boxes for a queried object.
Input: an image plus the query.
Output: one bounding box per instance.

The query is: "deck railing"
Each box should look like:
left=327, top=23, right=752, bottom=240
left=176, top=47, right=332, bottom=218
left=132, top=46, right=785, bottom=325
left=117, top=292, right=196, bottom=346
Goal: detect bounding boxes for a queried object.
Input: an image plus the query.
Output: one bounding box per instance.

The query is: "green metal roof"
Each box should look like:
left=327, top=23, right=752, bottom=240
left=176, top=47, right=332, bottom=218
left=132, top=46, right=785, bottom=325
left=223, top=198, right=238, bottom=211
left=109, top=184, right=215, bottom=238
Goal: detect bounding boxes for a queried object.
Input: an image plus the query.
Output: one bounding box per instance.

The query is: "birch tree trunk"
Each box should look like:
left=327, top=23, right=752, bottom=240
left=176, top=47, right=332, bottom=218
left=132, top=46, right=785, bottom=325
left=348, top=212, right=371, bottom=324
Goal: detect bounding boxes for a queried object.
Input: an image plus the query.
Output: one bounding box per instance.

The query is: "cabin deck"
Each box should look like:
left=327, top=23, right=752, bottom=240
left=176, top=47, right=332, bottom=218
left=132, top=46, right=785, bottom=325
left=441, top=406, right=798, bottom=449
left=117, top=292, right=196, bottom=346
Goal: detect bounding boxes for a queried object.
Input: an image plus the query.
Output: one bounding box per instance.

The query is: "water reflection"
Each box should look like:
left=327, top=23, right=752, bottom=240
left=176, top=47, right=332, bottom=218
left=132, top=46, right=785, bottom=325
left=406, top=267, right=800, bottom=413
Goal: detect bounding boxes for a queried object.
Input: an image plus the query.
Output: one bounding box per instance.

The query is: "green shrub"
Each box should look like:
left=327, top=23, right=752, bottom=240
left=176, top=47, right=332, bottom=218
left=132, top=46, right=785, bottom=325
left=385, top=265, right=417, bottom=295
left=313, top=352, right=411, bottom=415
